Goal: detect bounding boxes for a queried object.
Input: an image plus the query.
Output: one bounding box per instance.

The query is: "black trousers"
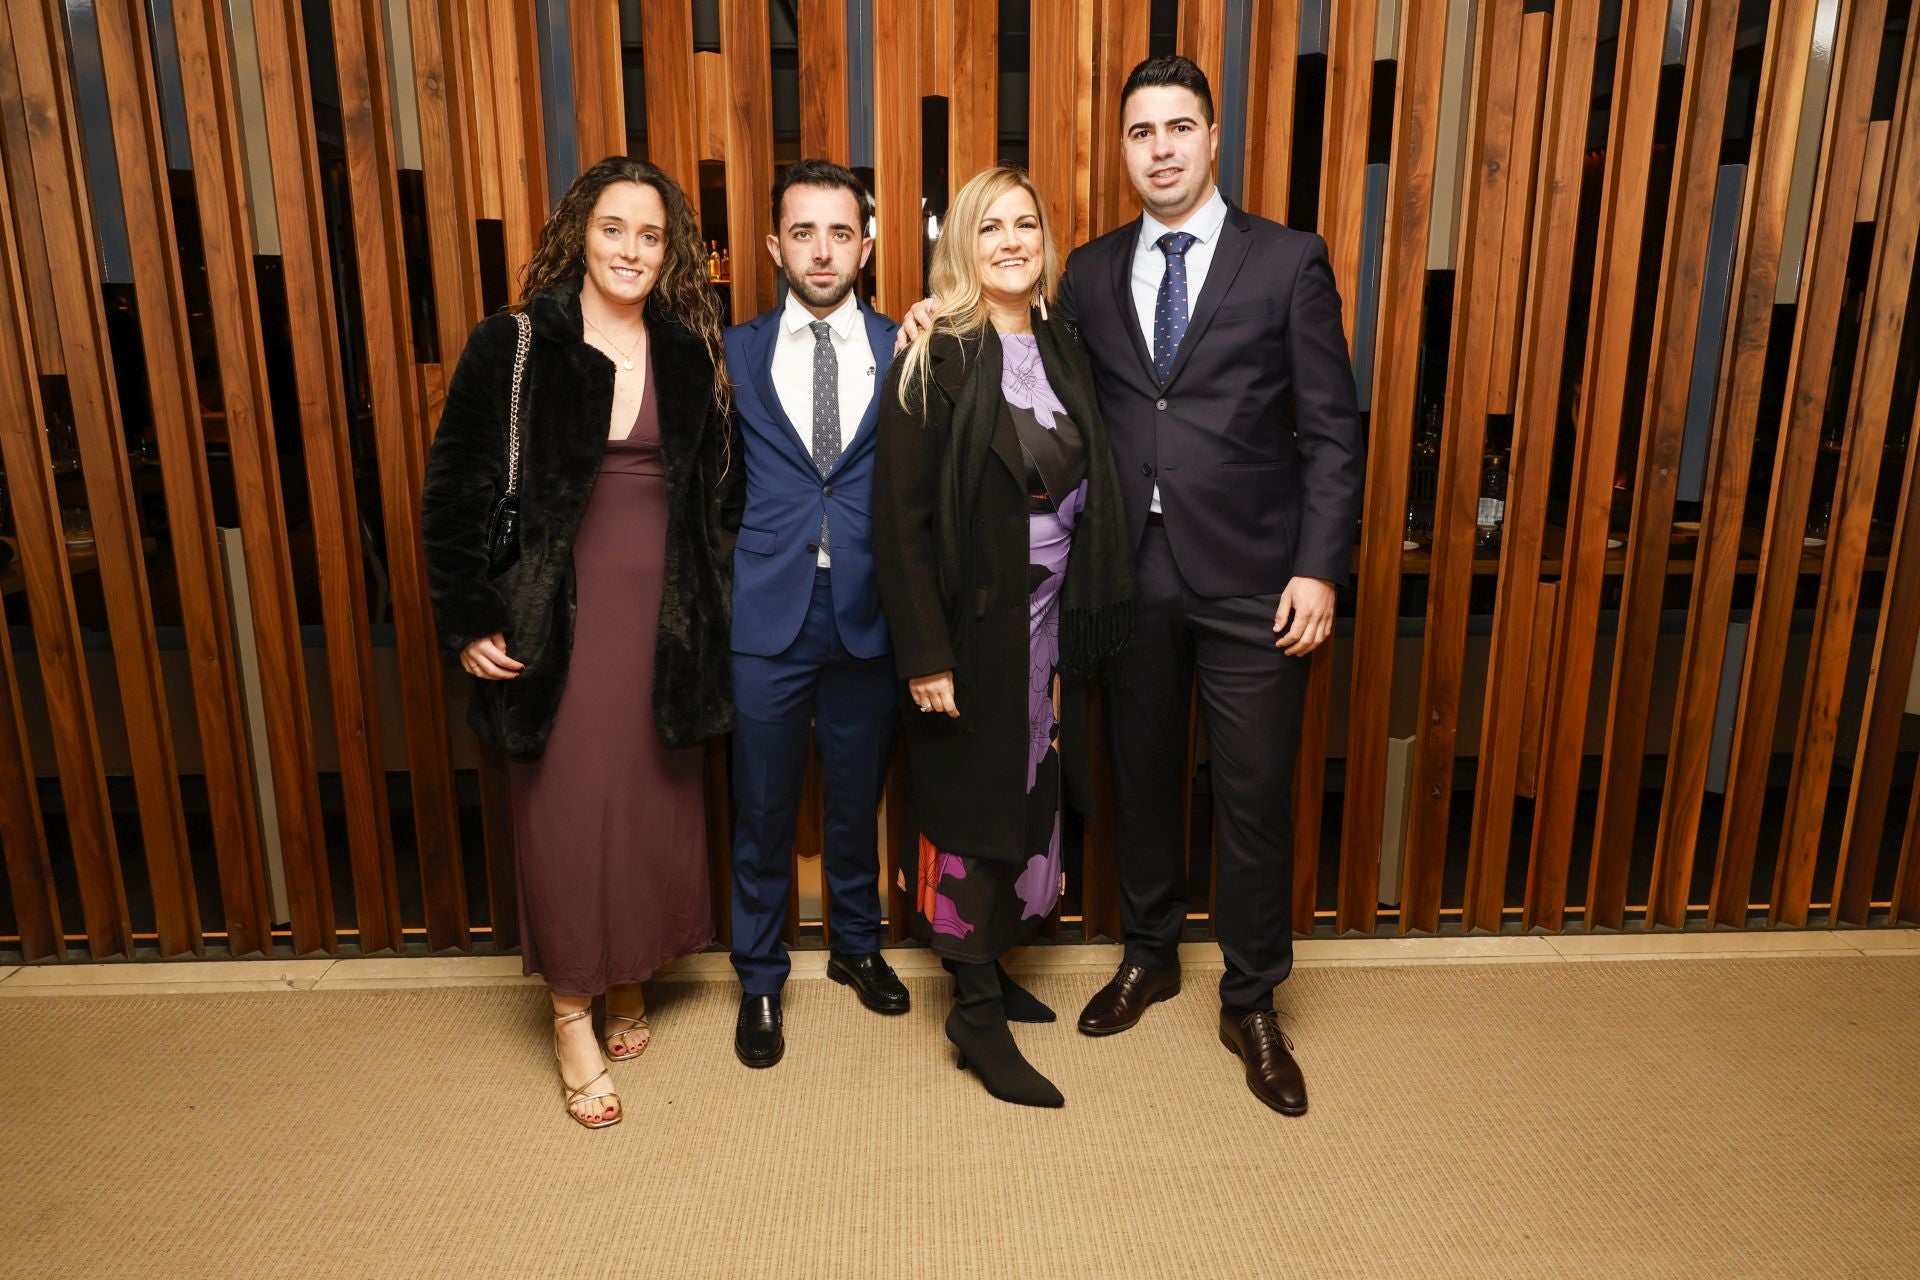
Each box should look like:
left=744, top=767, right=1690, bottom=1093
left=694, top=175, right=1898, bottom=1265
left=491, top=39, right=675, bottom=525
left=1108, top=525, right=1308, bottom=1012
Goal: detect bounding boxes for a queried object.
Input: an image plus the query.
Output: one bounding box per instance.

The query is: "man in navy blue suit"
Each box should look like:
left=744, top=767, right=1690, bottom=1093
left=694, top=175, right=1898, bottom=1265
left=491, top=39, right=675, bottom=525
left=724, top=161, right=907, bottom=1068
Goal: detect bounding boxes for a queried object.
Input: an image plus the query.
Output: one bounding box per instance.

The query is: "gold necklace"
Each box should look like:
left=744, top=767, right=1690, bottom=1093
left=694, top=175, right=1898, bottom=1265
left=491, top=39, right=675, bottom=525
left=582, top=312, right=644, bottom=371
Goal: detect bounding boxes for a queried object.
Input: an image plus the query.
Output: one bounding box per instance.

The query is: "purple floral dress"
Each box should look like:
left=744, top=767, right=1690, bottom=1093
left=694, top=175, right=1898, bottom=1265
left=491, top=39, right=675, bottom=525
left=918, top=333, right=1089, bottom=962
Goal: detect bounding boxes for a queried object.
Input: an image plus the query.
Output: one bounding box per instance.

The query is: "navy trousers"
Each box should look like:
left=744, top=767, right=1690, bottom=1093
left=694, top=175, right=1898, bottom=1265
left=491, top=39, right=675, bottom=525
left=730, top=569, right=898, bottom=995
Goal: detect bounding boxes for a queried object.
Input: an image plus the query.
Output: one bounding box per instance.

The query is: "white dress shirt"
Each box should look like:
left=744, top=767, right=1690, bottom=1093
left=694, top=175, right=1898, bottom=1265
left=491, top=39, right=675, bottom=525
left=769, top=290, right=876, bottom=566
left=1131, top=186, right=1230, bottom=514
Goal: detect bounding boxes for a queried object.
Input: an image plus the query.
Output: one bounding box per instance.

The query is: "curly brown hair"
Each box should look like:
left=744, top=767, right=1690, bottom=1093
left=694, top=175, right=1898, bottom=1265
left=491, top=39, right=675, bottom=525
left=516, top=156, right=730, bottom=413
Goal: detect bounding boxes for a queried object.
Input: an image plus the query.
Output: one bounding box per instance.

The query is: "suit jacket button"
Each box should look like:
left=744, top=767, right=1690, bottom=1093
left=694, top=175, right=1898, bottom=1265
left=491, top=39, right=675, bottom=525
left=822, top=485, right=833, bottom=496
left=1141, top=463, right=1153, bottom=476
left=1156, top=398, right=1168, bottom=410
left=806, top=543, right=818, bottom=554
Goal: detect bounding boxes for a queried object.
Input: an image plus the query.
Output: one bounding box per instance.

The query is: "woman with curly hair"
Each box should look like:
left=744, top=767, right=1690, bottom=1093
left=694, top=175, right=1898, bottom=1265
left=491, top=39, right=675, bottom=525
left=421, top=157, right=738, bottom=1129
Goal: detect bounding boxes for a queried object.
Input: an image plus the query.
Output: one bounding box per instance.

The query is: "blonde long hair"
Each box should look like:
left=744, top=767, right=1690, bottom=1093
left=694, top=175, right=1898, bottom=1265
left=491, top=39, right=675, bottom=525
left=896, top=167, right=1065, bottom=412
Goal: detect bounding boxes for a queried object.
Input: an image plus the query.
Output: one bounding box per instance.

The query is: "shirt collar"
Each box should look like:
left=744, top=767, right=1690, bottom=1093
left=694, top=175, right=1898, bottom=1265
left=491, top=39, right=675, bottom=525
left=782, top=288, right=862, bottom=339
left=1138, top=186, right=1229, bottom=251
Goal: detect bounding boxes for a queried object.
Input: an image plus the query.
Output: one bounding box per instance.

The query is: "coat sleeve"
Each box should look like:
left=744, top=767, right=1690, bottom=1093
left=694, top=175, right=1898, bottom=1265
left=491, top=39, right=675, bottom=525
left=872, top=360, right=957, bottom=682
left=1284, top=234, right=1366, bottom=588
left=421, top=312, right=517, bottom=657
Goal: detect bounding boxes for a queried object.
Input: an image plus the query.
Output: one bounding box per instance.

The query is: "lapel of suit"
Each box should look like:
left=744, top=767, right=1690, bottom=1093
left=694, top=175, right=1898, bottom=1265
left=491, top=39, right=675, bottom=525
left=832, top=303, right=894, bottom=471
left=1162, top=205, right=1253, bottom=390
left=746, top=309, right=818, bottom=473
left=1110, top=217, right=1158, bottom=384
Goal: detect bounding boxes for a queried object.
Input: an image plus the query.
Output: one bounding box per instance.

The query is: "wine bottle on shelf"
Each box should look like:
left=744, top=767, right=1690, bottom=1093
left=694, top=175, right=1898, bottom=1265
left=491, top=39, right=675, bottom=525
left=1475, top=449, right=1507, bottom=556
left=706, top=240, right=721, bottom=281
left=718, top=245, right=731, bottom=283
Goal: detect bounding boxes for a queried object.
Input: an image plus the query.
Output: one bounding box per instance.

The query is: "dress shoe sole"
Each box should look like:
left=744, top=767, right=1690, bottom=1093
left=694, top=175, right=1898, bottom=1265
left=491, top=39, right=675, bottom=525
left=1219, top=1026, right=1308, bottom=1116
left=1076, top=979, right=1180, bottom=1036
left=826, top=965, right=911, bottom=1014
left=735, top=1045, right=784, bottom=1069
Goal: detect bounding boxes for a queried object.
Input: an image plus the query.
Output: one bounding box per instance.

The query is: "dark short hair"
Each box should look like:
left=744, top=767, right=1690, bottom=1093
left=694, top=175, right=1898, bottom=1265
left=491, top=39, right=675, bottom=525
left=771, top=159, right=873, bottom=232
left=1119, top=54, right=1215, bottom=127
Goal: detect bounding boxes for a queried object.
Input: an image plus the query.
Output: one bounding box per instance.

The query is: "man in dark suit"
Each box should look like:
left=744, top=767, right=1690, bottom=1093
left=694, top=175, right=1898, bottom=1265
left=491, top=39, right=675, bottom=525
left=724, top=161, right=908, bottom=1068
left=1061, top=56, right=1363, bottom=1114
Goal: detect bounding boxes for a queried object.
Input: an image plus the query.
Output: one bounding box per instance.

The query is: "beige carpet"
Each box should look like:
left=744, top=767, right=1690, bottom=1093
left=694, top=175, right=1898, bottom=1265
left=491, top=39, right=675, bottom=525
left=2, top=955, right=1916, bottom=1279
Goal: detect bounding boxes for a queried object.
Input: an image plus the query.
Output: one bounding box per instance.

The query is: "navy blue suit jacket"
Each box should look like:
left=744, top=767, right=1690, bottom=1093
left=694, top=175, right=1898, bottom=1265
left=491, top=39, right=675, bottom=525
left=723, top=301, right=900, bottom=658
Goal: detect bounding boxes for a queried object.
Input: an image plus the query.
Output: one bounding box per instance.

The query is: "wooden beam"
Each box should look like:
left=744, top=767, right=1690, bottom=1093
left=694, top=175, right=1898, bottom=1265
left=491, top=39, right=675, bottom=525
left=1401, top=0, right=1524, bottom=933
left=94, top=0, right=272, bottom=955
left=1178, top=0, right=1226, bottom=104
left=0, top=608, right=59, bottom=959
left=950, top=0, right=999, bottom=184
left=1462, top=3, right=1605, bottom=933
left=1772, top=10, right=1920, bottom=927
left=1031, top=0, right=1095, bottom=248
left=1089, top=0, right=1151, bottom=237
left=9, top=0, right=198, bottom=955
left=1340, top=0, right=1452, bottom=934
left=721, top=0, right=776, bottom=322
left=1712, top=0, right=1889, bottom=927
left=1483, top=14, right=1548, bottom=415
left=1525, top=0, right=1675, bottom=930
left=640, top=0, right=701, bottom=220
left=1242, top=0, right=1300, bottom=225
left=0, top=8, right=60, bottom=373
left=872, top=0, right=922, bottom=314
left=1319, top=0, right=1378, bottom=348
left=487, top=0, right=547, bottom=279
left=799, top=0, right=852, bottom=165
left=1584, top=0, right=1741, bottom=932
left=1646, top=0, right=1822, bottom=929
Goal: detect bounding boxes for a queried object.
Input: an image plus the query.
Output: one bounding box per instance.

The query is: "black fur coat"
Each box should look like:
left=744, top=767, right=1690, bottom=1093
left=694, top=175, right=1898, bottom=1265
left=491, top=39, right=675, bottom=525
left=420, top=278, right=737, bottom=757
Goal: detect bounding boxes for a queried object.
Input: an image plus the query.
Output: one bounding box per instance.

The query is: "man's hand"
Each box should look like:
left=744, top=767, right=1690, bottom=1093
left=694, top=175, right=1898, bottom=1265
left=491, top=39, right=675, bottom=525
left=1273, top=578, right=1336, bottom=655
left=892, top=295, right=942, bottom=354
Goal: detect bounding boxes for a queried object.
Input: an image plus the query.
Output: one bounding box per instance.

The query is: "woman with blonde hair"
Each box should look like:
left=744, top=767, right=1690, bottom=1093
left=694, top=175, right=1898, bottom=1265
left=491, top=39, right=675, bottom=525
left=421, top=157, right=737, bottom=1128
left=874, top=166, right=1132, bottom=1108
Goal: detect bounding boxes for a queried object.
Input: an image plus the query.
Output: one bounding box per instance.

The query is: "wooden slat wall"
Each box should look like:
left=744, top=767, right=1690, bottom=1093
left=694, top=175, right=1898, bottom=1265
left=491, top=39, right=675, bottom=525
left=7, top=2, right=1919, bottom=966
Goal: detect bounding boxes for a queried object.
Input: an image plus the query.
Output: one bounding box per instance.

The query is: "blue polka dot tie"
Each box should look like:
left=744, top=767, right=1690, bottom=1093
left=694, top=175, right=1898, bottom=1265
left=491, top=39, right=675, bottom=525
left=810, top=320, right=840, bottom=553
left=1152, top=231, right=1198, bottom=384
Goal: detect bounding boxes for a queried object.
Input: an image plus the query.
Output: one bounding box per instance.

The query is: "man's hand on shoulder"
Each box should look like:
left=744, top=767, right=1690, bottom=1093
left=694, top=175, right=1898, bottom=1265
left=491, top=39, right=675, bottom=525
left=1273, top=577, right=1336, bottom=656
left=893, top=295, right=942, bottom=354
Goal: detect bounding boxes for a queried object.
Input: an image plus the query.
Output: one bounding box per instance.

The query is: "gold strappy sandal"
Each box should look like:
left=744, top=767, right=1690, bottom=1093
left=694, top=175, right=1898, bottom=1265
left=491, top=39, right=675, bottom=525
left=604, top=997, right=652, bottom=1062
left=553, top=1008, right=621, bottom=1129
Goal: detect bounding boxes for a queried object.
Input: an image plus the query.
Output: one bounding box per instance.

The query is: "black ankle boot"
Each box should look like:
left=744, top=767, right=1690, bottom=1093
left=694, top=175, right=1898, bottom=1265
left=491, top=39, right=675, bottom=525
left=995, top=962, right=1056, bottom=1023
left=945, top=961, right=1064, bottom=1108
left=941, top=958, right=1057, bottom=1023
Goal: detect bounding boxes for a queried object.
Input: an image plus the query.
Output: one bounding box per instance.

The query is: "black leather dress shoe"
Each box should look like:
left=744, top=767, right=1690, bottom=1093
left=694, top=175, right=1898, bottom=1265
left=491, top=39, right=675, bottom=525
left=826, top=951, right=911, bottom=1014
left=1076, top=962, right=1181, bottom=1036
left=1219, top=1009, right=1308, bottom=1115
left=735, top=994, right=784, bottom=1068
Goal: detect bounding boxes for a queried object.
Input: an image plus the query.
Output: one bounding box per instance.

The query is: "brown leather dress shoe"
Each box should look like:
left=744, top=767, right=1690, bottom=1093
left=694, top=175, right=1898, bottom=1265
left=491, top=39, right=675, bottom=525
left=1219, top=1009, right=1308, bottom=1115
left=1076, top=962, right=1181, bottom=1036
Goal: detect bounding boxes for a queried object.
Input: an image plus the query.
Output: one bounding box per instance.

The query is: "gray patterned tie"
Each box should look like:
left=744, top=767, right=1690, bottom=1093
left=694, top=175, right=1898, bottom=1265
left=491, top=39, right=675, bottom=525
left=809, top=320, right=841, bottom=552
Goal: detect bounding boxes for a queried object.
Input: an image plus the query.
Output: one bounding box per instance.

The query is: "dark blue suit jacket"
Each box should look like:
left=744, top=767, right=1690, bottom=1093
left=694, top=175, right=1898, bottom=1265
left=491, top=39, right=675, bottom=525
left=724, top=302, right=900, bottom=658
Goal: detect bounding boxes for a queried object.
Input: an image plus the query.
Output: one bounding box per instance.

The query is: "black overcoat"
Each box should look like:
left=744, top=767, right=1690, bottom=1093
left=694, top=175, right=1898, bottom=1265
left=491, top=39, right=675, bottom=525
left=420, top=277, right=737, bottom=758
left=873, top=312, right=1111, bottom=865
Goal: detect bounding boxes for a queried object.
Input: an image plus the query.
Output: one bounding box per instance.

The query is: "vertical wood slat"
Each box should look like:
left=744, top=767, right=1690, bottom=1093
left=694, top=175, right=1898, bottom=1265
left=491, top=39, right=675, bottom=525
left=1242, top=0, right=1300, bottom=226
left=1336, top=0, right=1449, bottom=934
left=799, top=0, right=851, bottom=166
left=0, top=13, right=60, bottom=373
left=170, top=0, right=338, bottom=953
left=1029, top=0, right=1095, bottom=248
left=486, top=0, right=547, bottom=279
left=1647, top=0, right=1822, bottom=928
left=1482, top=14, right=1548, bottom=417
left=872, top=0, right=922, bottom=316
left=251, top=0, right=406, bottom=951
left=1514, top=581, right=1557, bottom=799
left=1461, top=1, right=1603, bottom=933
left=1319, top=0, right=1378, bottom=351
left=1584, top=0, right=1742, bottom=931
left=1088, top=0, right=1150, bottom=238
left=0, top=617, right=60, bottom=958
left=1900, top=769, right=1920, bottom=925
left=568, top=0, right=621, bottom=165
left=329, top=0, right=477, bottom=953
left=462, top=0, right=502, bottom=219
left=1526, top=0, right=1672, bottom=930
left=1177, top=0, right=1226, bottom=112
left=1721, top=0, right=1890, bottom=929
left=411, top=0, right=499, bottom=948
left=1401, top=0, right=1524, bottom=932
left=1772, top=12, right=1920, bottom=926
left=720, top=0, right=775, bottom=323
left=0, top=65, right=129, bottom=960
left=10, top=0, right=200, bottom=955
left=640, top=0, right=701, bottom=219
left=94, top=0, right=273, bottom=955
left=949, top=0, right=998, bottom=184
